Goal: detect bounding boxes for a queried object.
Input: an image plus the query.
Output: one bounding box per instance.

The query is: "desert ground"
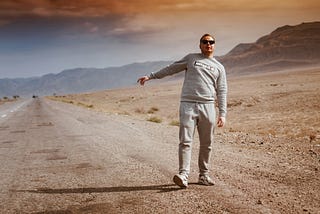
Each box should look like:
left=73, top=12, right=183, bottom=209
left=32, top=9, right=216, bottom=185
left=0, top=67, right=319, bottom=213
left=47, top=67, right=320, bottom=213
left=51, top=67, right=320, bottom=140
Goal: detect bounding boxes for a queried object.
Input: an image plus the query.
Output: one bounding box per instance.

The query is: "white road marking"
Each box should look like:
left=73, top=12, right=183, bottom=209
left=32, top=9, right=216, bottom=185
left=0, top=100, right=30, bottom=121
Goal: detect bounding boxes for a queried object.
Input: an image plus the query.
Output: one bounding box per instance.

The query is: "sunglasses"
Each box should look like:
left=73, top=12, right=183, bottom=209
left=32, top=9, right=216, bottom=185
left=201, top=40, right=215, bottom=45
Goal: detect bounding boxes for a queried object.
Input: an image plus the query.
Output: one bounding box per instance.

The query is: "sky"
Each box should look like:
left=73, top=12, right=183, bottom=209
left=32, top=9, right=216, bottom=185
left=0, top=0, right=319, bottom=78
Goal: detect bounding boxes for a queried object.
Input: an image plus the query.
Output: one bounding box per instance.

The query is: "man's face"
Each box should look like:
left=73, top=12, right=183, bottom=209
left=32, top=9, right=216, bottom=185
left=199, top=36, right=215, bottom=56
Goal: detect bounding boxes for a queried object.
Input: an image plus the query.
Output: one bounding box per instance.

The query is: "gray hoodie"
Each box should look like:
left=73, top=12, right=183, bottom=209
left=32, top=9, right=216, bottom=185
left=149, top=53, right=227, bottom=117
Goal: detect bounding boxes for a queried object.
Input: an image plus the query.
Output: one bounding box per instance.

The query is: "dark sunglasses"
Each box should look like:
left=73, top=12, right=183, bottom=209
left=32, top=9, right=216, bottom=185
left=201, top=40, right=215, bottom=45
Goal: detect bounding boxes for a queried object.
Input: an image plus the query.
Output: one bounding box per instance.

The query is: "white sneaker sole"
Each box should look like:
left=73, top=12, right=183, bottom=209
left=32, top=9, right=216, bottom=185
left=173, top=175, right=188, bottom=188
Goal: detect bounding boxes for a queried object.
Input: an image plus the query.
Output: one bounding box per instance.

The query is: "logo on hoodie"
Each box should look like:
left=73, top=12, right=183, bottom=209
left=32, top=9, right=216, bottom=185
left=194, top=61, right=215, bottom=71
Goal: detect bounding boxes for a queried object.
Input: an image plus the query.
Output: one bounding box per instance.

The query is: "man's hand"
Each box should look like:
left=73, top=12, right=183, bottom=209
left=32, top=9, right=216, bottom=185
left=217, top=116, right=226, bottom=127
left=137, top=76, right=150, bottom=86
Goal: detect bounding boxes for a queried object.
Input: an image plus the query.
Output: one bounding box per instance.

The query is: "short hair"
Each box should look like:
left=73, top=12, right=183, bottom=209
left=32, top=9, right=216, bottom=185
left=200, top=34, right=215, bottom=42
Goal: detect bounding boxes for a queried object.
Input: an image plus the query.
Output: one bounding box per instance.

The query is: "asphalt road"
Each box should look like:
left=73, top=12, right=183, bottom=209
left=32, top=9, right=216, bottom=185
left=0, top=98, right=194, bottom=213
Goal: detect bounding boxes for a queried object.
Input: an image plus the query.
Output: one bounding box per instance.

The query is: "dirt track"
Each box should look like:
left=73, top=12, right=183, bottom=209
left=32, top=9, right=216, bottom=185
left=1, top=68, right=320, bottom=213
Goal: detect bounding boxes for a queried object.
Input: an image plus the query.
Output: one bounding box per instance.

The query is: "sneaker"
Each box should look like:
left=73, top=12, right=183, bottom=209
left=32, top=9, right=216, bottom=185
left=173, top=174, right=188, bottom=188
left=198, top=174, right=215, bottom=186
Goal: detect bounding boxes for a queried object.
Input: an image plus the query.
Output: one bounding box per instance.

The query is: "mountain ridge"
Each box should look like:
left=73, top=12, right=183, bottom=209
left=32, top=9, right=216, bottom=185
left=220, top=21, right=320, bottom=74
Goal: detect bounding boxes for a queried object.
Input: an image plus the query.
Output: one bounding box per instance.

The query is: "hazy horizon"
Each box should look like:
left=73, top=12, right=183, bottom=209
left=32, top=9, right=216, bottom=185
left=0, top=0, right=319, bottom=79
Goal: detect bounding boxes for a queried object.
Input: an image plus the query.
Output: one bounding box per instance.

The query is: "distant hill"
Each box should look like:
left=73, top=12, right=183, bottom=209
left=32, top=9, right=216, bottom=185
left=1, top=21, right=319, bottom=97
left=219, top=21, right=320, bottom=74
left=0, top=61, right=172, bottom=97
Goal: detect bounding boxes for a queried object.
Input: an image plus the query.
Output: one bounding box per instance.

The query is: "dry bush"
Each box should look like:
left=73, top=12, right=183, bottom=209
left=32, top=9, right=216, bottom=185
left=65, top=100, right=73, bottom=104
left=147, top=116, right=162, bottom=123
left=78, top=102, right=94, bottom=108
left=169, top=120, right=180, bottom=126
left=227, top=100, right=242, bottom=108
left=147, top=107, right=159, bottom=114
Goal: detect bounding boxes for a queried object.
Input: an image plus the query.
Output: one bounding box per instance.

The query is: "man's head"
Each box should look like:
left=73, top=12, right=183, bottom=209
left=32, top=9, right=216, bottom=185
left=199, top=34, right=215, bottom=57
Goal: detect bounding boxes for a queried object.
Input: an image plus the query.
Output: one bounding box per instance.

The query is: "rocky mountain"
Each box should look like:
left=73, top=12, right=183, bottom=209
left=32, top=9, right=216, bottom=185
left=219, top=21, right=320, bottom=74
left=1, top=21, right=319, bottom=97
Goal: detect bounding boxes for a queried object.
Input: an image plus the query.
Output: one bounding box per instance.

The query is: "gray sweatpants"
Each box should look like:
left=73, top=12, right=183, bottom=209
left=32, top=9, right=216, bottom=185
left=179, top=102, right=216, bottom=176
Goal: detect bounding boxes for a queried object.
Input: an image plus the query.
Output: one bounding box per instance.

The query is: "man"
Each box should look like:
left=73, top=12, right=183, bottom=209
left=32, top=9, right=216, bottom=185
left=137, top=34, right=227, bottom=188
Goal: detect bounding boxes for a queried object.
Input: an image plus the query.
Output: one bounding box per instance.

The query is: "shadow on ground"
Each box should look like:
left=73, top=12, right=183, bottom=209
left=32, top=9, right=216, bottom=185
left=14, top=183, right=187, bottom=194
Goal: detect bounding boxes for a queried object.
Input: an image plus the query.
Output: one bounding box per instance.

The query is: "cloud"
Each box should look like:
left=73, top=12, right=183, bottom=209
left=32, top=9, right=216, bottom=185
left=0, top=0, right=168, bottom=42
left=1, top=0, right=318, bottom=52
left=0, top=1, right=319, bottom=51
left=1, top=0, right=320, bottom=18
left=1, top=1, right=319, bottom=34
left=0, top=0, right=145, bottom=19
left=83, top=21, right=99, bottom=33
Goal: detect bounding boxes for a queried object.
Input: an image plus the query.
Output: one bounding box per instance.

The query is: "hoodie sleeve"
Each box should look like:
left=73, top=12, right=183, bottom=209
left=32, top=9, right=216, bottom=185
left=217, top=66, right=228, bottom=118
left=149, top=55, right=188, bottom=79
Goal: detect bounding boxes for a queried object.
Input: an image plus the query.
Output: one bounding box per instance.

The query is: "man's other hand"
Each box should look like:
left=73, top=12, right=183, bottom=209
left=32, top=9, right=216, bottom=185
left=217, top=116, right=226, bottom=127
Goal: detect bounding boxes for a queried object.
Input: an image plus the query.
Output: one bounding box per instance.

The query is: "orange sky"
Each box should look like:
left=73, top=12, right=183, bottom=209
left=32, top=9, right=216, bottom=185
left=2, top=0, right=319, bottom=16
left=0, top=0, right=319, bottom=78
left=1, top=1, right=246, bottom=17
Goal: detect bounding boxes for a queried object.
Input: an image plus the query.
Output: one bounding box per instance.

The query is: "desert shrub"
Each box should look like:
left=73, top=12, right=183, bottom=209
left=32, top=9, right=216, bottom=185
left=147, top=116, right=162, bottom=123
left=169, top=120, right=180, bottom=126
left=227, top=100, right=242, bottom=108
left=147, top=107, right=159, bottom=114
left=78, top=102, right=93, bottom=108
left=60, top=99, right=73, bottom=104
